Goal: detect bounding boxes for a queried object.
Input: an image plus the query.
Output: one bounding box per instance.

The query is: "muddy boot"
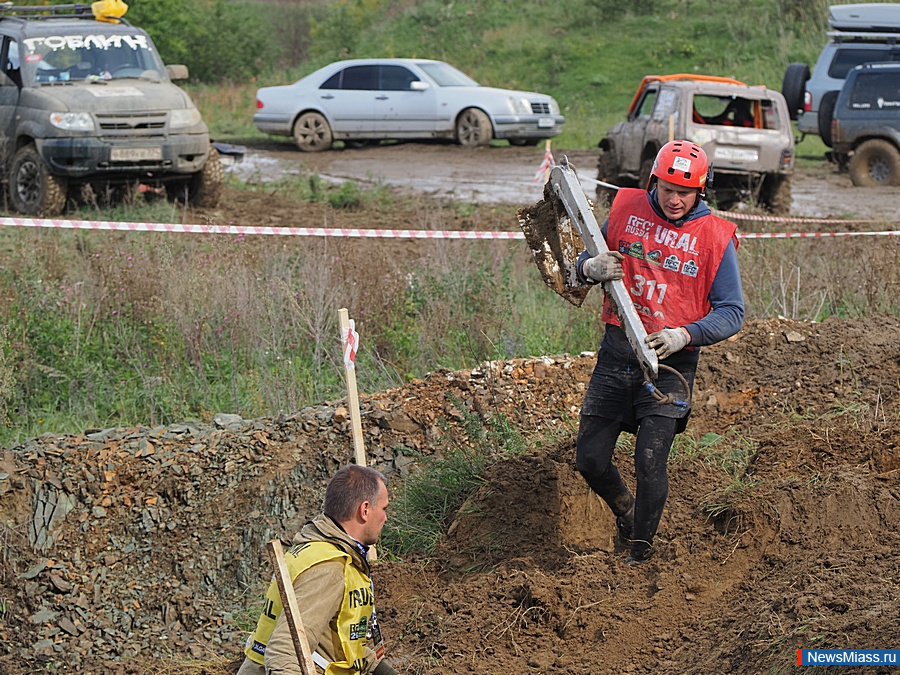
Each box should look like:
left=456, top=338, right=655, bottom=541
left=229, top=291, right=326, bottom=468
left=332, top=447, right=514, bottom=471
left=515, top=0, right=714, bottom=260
left=614, top=504, right=635, bottom=550
left=625, top=540, right=654, bottom=566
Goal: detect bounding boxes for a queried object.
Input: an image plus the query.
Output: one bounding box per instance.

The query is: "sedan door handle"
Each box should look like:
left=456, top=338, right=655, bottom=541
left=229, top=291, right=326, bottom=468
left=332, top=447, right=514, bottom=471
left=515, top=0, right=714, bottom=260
left=320, top=94, right=334, bottom=100
left=375, top=95, right=389, bottom=100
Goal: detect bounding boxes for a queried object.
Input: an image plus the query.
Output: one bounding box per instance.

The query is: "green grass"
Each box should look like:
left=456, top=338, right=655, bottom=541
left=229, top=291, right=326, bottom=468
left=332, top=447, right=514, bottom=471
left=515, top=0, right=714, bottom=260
left=380, top=400, right=526, bottom=556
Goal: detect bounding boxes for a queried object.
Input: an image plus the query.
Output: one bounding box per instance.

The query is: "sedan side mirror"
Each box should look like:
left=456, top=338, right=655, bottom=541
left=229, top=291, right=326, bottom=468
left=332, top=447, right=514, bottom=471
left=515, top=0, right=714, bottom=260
left=410, top=80, right=429, bottom=92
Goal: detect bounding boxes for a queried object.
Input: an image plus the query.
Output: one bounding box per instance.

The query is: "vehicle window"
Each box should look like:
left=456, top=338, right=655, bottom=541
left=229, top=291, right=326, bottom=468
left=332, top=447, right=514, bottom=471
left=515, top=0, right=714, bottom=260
left=320, top=71, right=341, bottom=89
left=848, top=72, right=900, bottom=109
left=416, top=61, right=478, bottom=87
left=693, top=95, right=757, bottom=128
left=379, top=65, right=419, bottom=91
left=632, top=86, right=658, bottom=119
left=758, top=99, right=781, bottom=131
left=2, top=38, right=21, bottom=86
left=20, top=33, right=165, bottom=84
left=651, top=88, right=676, bottom=122
left=340, top=65, right=378, bottom=90
left=827, top=47, right=900, bottom=79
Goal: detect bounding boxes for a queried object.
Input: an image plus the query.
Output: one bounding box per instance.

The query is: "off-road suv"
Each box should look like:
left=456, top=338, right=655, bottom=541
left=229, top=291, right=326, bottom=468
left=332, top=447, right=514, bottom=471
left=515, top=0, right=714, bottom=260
left=596, top=74, right=795, bottom=213
left=0, top=3, right=222, bottom=215
left=828, top=62, right=900, bottom=186
left=782, top=3, right=900, bottom=147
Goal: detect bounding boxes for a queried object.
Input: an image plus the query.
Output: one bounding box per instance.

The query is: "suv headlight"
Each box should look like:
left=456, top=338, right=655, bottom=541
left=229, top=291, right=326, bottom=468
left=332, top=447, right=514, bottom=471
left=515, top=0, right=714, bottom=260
left=49, top=112, right=94, bottom=131
left=170, top=108, right=202, bottom=129
left=549, top=99, right=560, bottom=115
left=508, top=97, right=531, bottom=114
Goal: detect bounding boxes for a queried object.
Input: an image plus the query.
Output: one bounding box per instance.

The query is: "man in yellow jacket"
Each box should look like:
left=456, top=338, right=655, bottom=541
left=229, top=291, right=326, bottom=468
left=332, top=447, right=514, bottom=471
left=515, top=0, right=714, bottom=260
left=237, top=465, right=397, bottom=675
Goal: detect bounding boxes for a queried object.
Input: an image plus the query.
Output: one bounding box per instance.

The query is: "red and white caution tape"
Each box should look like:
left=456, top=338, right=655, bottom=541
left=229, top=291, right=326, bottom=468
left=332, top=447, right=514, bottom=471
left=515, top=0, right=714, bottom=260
left=737, top=230, right=900, bottom=239
left=2, top=214, right=898, bottom=241
left=0, top=216, right=524, bottom=239
left=341, top=319, right=359, bottom=370
left=711, top=210, right=894, bottom=225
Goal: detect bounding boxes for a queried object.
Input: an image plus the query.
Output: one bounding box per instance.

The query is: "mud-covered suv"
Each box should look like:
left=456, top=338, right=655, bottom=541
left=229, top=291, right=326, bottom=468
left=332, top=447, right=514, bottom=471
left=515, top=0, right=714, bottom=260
left=829, top=62, right=900, bottom=186
left=782, top=3, right=900, bottom=147
left=596, top=74, right=795, bottom=213
left=0, top=4, right=222, bottom=215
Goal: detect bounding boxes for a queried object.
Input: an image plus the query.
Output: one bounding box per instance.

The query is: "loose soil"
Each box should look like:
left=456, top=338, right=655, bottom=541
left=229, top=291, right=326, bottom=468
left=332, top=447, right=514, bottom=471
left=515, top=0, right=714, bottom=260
left=1, top=144, right=898, bottom=675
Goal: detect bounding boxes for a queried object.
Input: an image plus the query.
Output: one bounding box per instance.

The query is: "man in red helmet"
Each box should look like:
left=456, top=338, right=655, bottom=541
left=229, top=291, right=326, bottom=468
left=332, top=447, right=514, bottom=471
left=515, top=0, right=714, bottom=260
left=575, top=140, right=744, bottom=565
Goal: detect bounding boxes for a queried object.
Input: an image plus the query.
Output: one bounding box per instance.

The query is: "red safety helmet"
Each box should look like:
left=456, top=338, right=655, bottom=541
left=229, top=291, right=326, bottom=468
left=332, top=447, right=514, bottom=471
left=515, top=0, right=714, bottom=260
left=648, top=140, right=711, bottom=197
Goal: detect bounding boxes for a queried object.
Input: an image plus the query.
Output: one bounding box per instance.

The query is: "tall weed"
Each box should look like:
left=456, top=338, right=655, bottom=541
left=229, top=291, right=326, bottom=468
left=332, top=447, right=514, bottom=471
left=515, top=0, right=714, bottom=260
left=380, top=399, right=526, bottom=556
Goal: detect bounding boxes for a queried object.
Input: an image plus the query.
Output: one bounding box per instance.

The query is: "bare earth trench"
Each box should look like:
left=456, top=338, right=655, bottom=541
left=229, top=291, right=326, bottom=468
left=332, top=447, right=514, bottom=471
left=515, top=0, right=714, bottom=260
left=1, top=141, right=898, bottom=675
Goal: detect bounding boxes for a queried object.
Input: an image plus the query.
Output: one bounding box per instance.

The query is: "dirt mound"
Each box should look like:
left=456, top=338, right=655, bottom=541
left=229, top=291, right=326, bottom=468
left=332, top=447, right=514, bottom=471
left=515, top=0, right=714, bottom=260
left=2, top=315, right=899, bottom=674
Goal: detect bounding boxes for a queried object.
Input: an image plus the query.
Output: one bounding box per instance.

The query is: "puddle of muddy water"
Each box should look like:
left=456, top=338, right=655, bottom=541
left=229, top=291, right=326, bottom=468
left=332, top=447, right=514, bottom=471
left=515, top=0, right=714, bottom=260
left=229, top=150, right=553, bottom=205
left=227, top=149, right=900, bottom=221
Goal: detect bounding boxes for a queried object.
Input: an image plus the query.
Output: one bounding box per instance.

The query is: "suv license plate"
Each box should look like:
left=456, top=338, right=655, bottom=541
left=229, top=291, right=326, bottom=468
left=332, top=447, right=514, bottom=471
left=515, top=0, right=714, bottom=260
left=111, top=147, right=163, bottom=161
left=538, top=117, right=554, bottom=128
left=714, top=147, right=758, bottom=162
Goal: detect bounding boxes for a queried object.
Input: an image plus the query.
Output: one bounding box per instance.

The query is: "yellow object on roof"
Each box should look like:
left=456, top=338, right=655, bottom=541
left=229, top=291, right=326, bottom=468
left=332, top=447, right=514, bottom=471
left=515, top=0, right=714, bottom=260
left=92, top=0, right=128, bottom=23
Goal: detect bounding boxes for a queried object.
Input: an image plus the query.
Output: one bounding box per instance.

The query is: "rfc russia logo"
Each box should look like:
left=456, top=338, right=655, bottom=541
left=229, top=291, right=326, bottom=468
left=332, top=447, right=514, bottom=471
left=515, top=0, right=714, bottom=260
left=663, top=254, right=681, bottom=272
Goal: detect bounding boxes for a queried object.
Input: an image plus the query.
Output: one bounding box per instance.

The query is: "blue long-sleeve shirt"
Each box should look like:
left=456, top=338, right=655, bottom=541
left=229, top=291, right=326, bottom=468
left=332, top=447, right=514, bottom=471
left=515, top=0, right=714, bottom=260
left=577, top=189, right=744, bottom=347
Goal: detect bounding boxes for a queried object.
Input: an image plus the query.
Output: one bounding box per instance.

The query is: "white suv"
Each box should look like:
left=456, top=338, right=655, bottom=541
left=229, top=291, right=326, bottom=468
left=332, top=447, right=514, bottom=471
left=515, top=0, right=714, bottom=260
left=782, top=3, right=900, bottom=147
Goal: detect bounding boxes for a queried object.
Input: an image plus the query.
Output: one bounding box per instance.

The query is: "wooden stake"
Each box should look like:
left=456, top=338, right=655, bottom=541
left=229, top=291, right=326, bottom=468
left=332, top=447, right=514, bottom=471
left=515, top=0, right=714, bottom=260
left=338, top=308, right=377, bottom=560
left=338, top=308, right=366, bottom=468
left=266, top=539, right=318, bottom=675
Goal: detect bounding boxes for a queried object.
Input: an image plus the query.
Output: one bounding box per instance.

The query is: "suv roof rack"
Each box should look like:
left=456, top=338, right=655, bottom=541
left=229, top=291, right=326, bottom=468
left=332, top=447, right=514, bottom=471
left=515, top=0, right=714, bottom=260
left=0, top=3, right=130, bottom=22
left=828, top=3, right=900, bottom=33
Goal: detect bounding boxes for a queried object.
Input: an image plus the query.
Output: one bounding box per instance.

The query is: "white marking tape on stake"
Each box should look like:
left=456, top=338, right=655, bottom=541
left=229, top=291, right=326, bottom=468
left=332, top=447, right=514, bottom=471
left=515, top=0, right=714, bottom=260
left=1, top=216, right=898, bottom=240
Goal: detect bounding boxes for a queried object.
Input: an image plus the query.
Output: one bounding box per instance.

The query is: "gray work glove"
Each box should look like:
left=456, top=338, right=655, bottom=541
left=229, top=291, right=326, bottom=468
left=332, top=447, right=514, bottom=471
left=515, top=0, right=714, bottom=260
left=373, top=660, right=398, bottom=675
left=582, top=250, right=625, bottom=283
left=645, top=327, right=690, bottom=359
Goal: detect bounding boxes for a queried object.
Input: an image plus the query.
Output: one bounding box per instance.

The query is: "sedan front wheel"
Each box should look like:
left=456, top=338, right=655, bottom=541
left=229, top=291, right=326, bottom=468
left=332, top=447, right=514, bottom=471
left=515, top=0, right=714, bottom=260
left=293, top=112, right=333, bottom=153
left=456, top=108, right=492, bottom=147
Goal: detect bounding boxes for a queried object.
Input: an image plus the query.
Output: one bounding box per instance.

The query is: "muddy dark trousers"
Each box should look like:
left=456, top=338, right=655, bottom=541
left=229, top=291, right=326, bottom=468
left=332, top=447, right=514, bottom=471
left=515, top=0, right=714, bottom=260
left=576, top=414, right=678, bottom=549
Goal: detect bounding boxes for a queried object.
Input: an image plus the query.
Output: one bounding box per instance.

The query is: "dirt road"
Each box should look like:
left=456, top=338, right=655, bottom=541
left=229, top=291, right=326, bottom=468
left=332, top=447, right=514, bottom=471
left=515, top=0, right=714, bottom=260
left=230, top=140, right=900, bottom=222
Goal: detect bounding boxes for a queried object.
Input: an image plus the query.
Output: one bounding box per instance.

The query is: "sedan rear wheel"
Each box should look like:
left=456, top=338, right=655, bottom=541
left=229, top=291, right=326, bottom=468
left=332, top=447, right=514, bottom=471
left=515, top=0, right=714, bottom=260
left=293, top=112, right=333, bottom=153
left=456, top=108, right=492, bottom=147
left=848, top=139, right=900, bottom=187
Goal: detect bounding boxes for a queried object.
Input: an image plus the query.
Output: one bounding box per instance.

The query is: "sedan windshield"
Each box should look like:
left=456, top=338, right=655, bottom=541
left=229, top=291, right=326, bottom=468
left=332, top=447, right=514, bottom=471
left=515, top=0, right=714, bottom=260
left=17, top=33, right=166, bottom=84
left=417, top=61, right=479, bottom=87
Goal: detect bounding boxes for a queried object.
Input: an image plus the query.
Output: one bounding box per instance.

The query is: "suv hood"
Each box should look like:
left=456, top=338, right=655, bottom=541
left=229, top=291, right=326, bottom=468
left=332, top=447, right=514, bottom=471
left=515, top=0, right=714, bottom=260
left=21, top=81, right=191, bottom=113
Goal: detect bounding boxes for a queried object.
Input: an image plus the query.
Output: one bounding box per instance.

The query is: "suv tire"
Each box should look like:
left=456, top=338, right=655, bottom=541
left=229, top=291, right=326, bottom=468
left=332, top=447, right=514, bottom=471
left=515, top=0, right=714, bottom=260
left=190, top=147, right=225, bottom=207
left=595, top=146, right=620, bottom=208
left=9, top=145, right=67, bottom=216
left=761, top=174, right=792, bottom=215
left=817, top=91, right=839, bottom=148
left=848, top=139, right=900, bottom=187
left=782, top=63, right=810, bottom=121
left=166, top=147, right=225, bottom=207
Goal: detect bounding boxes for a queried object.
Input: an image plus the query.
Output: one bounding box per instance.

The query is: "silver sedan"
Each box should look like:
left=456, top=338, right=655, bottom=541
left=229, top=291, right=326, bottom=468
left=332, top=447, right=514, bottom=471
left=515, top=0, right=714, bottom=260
left=253, top=58, right=565, bottom=152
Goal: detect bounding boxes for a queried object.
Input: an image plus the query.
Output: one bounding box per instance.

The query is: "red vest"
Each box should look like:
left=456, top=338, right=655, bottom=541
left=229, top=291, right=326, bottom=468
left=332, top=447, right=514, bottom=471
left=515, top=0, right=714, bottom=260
left=601, top=188, right=738, bottom=334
